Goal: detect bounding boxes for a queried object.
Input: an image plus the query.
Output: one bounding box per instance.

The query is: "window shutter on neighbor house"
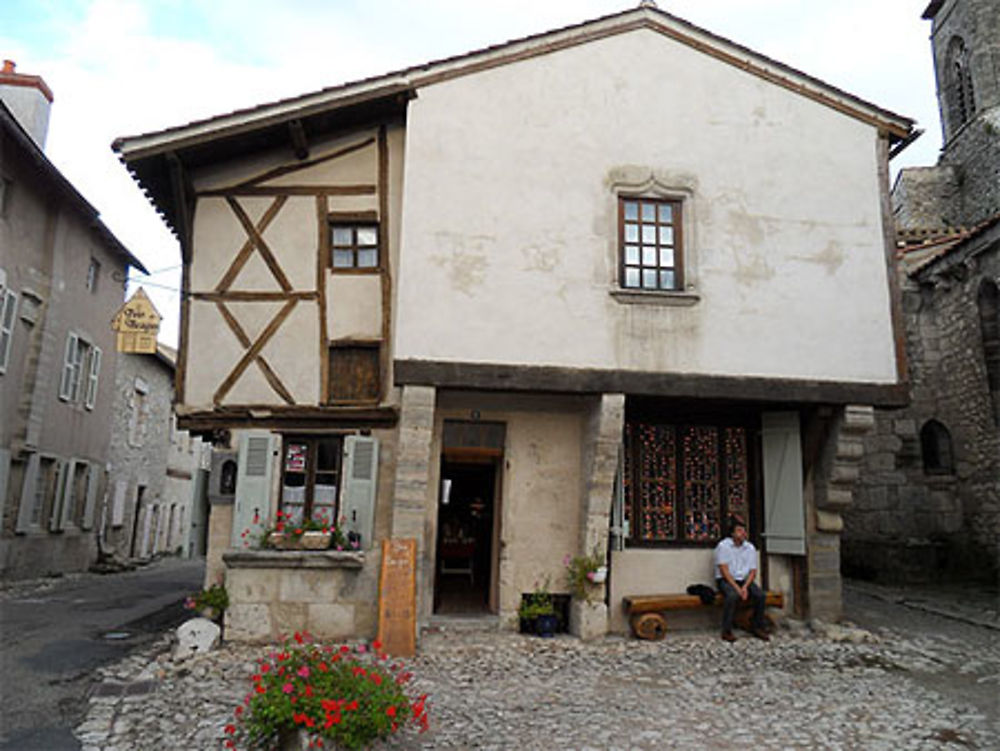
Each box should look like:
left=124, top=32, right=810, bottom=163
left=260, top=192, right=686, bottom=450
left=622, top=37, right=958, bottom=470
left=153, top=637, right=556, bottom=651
left=340, top=435, right=379, bottom=549
left=16, top=453, right=39, bottom=532
left=49, top=459, right=68, bottom=531
left=82, top=464, right=101, bottom=529
left=59, top=459, right=79, bottom=529
left=111, top=480, right=127, bottom=526
left=60, top=334, right=78, bottom=400
left=0, top=449, right=10, bottom=527
left=762, top=412, right=806, bottom=555
left=232, top=432, right=276, bottom=547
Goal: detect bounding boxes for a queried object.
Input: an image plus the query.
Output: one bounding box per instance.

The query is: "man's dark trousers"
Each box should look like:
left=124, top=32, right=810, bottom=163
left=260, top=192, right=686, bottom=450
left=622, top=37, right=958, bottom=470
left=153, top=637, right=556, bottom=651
left=716, top=579, right=765, bottom=633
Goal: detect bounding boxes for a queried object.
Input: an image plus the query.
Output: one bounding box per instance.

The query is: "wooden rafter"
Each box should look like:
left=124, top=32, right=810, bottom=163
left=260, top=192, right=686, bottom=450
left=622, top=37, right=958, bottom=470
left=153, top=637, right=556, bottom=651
left=225, top=196, right=293, bottom=292
left=229, top=135, right=376, bottom=190
left=288, top=118, right=309, bottom=160
left=213, top=299, right=298, bottom=405
left=215, top=195, right=287, bottom=292
left=216, top=302, right=296, bottom=405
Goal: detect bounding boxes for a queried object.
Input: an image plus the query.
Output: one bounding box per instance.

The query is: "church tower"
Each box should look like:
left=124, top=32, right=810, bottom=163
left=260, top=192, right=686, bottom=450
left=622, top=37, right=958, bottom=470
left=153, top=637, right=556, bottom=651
left=893, top=0, right=999, bottom=229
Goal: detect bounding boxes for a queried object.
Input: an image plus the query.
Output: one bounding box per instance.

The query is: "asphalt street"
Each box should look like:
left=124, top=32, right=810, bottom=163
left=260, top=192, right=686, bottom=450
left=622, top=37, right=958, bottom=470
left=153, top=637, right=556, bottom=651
left=0, top=557, right=204, bottom=751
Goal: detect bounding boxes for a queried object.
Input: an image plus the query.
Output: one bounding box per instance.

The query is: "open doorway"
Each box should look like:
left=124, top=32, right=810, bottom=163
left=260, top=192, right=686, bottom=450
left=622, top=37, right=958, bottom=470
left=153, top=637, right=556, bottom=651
left=434, top=458, right=498, bottom=615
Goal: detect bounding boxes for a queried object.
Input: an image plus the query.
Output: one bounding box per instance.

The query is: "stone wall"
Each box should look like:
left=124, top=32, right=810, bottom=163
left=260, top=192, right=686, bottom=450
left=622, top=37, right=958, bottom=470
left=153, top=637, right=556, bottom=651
left=846, top=230, right=1000, bottom=582
left=103, top=353, right=173, bottom=559
left=223, top=551, right=376, bottom=642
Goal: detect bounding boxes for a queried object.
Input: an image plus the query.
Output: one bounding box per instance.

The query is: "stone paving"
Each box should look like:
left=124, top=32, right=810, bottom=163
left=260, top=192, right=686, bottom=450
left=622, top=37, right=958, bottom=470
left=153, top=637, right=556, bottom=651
left=75, top=607, right=1000, bottom=751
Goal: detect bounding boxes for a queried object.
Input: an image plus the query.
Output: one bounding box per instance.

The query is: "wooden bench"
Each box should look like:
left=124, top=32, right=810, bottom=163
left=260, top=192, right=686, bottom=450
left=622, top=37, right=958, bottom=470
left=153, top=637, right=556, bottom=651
left=623, top=590, right=785, bottom=640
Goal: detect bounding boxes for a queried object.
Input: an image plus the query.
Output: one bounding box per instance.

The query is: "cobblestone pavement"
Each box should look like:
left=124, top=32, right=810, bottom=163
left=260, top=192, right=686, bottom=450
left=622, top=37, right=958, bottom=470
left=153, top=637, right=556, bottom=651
left=76, top=584, right=1000, bottom=751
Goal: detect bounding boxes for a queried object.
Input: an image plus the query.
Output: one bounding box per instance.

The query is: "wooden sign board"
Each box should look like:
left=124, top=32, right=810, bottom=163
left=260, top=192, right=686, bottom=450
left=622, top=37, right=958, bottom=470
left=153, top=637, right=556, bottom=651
left=111, top=287, right=162, bottom=353
left=377, top=538, right=417, bottom=657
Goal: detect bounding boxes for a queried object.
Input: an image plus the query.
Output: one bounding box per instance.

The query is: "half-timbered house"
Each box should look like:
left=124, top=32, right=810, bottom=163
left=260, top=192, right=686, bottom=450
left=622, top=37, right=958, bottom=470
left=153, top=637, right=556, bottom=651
left=113, top=4, right=914, bottom=641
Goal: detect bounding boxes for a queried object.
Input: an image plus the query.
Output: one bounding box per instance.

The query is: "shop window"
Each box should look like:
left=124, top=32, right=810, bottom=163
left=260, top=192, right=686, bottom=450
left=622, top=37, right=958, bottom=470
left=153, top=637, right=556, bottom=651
left=920, top=420, right=954, bottom=475
left=624, top=418, right=753, bottom=545
left=280, top=435, right=343, bottom=526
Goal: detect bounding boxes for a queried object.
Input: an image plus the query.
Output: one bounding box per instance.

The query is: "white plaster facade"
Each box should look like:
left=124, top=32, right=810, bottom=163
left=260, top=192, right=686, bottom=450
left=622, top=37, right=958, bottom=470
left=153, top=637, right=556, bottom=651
left=113, top=5, right=913, bottom=641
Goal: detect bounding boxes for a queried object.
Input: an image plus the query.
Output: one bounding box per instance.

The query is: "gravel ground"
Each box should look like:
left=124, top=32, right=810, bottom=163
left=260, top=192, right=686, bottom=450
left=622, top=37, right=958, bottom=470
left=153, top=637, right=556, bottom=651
left=75, top=613, right=999, bottom=751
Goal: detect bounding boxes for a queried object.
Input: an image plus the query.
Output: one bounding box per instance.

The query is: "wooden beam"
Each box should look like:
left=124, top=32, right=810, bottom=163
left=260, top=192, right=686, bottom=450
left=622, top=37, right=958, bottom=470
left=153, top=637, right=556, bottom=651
left=166, top=152, right=193, bottom=261
left=216, top=302, right=296, bottom=405
left=288, top=118, right=309, bottom=160
left=215, top=196, right=287, bottom=292
left=394, top=359, right=910, bottom=407
left=213, top=299, right=298, bottom=404
left=177, top=405, right=400, bottom=431
left=201, top=185, right=376, bottom=197
left=192, top=290, right=317, bottom=302
left=225, top=196, right=293, bottom=292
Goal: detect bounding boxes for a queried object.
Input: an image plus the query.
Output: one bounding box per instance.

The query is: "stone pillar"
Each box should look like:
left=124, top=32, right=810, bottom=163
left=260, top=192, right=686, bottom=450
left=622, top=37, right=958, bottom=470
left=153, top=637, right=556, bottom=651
left=390, top=385, right=437, bottom=620
left=808, top=404, right=875, bottom=621
left=570, top=393, right=624, bottom=640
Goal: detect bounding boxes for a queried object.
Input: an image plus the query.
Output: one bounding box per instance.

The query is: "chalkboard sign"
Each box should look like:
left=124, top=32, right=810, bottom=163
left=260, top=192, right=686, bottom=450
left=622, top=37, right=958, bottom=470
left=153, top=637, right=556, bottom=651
left=377, top=538, right=417, bottom=656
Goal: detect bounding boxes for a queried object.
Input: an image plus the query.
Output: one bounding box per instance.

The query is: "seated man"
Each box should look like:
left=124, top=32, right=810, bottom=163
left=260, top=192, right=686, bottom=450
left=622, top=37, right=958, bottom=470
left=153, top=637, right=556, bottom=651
left=713, top=519, right=770, bottom=642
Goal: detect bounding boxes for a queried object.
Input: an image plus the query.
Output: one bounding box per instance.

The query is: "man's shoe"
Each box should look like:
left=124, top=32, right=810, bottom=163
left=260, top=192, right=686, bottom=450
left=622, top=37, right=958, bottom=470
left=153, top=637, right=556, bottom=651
left=721, top=631, right=736, bottom=642
left=752, top=628, right=770, bottom=641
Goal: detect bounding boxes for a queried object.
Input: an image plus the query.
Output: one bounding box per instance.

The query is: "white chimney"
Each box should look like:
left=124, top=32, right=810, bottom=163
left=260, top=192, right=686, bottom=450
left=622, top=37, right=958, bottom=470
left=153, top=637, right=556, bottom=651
left=0, top=60, right=53, bottom=149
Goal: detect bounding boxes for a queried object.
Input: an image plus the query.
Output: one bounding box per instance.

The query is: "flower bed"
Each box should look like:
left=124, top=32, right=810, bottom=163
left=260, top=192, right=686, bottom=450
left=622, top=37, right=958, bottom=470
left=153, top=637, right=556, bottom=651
left=224, top=632, right=428, bottom=750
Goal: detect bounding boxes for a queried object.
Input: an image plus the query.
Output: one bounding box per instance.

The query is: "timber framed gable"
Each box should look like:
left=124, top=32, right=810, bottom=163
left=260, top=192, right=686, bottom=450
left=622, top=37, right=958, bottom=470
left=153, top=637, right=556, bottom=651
left=181, top=123, right=397, bottom=424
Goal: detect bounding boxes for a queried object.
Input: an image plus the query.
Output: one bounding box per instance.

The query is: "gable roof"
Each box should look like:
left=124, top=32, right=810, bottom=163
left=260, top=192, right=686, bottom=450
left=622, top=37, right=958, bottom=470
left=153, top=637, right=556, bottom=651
left=113, top=4, right=916, bottom=240
left=1, top=101, right=148, bottom=274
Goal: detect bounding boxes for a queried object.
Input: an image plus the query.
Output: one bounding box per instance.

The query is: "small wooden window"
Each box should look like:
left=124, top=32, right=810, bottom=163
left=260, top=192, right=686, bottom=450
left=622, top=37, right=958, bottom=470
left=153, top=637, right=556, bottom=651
left=330, top=223, right=379, bottom=270
left=328, top=343, right=380, bottom=403
left=619, top=197, right=683, bottom=291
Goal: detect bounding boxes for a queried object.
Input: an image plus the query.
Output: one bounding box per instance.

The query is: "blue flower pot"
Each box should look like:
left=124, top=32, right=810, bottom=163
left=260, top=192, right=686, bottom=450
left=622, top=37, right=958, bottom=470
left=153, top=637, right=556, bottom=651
left=535, top=613, right=558, bottom=638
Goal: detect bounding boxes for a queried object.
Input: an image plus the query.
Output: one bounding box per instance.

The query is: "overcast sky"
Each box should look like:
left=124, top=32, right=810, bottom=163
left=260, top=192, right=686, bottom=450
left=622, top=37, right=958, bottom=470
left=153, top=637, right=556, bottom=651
left=2, top=0, right=942, bottom=347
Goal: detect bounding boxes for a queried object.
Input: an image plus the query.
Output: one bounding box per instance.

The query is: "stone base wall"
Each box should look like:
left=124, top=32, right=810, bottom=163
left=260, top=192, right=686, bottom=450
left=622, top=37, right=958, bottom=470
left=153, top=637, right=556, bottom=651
left=223, top=551, right=377, bottom=643
left=0, top=528, right=97, bottom=580
left=846, top=236, right=1000, bottom=584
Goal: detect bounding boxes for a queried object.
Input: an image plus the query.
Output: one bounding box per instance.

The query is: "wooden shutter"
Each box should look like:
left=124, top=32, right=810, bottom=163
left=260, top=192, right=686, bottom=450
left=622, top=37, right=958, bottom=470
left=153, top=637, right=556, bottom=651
left=60, top=459, right=81, bottom=529
left=232, top=431, right=276, bottom=546
left=762, top=412, right=806, bottom=555
left=0, top=289, right=16, bottom=373
left=111, top=480, right=127, bottom=526
left=59, top=334, right=78, bottom=400
left=0, top=449, right=10, bottom=529
left=49, top=459, right=68, bottom=531
left=16, top=454, right=39, bottom=532
left=84, top=347, right=101, bottom=409
left=328, top=344, right=380, bottom=402
left=340, top=435, right=379, bottom=549
left=82, top=464, right=101, bottom=529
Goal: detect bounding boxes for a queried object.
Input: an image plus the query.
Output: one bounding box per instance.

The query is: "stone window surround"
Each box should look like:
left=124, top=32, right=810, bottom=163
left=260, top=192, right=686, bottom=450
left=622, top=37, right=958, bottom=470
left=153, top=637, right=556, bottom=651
left=607, top=166, right=700, bottom=308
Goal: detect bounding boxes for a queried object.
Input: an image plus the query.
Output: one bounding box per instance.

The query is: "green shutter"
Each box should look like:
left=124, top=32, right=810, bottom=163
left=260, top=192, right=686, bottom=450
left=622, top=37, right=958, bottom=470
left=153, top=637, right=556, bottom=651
left=762, top=412, right=806, bottom=556
left=340, top=435, right=379, bottom=549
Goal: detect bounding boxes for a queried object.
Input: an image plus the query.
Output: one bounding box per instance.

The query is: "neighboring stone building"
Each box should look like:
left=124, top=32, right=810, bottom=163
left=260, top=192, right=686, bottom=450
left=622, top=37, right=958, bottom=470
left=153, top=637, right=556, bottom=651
left=103, top=343, right=208, bottom=561
left=845, top=0, right=999, bottom=584
left=113, top=5, right=915, bottom=642
left=0, top=62, right=147, bottom=580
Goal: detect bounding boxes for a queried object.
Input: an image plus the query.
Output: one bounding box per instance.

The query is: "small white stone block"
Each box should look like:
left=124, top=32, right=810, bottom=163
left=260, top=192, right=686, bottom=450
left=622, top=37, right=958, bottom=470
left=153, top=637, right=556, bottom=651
left=173, top=617, right=221, bottom=661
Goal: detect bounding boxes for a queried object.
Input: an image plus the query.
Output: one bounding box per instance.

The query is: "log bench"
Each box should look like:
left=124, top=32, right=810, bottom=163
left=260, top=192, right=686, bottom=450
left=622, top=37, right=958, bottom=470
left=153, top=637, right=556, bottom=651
left=623, top=590, right=785, bottom=640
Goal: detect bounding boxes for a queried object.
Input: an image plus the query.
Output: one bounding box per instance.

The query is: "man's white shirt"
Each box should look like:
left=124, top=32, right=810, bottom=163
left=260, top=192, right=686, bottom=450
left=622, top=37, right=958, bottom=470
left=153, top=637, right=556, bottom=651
left=713, top=537, right=758, bottom=581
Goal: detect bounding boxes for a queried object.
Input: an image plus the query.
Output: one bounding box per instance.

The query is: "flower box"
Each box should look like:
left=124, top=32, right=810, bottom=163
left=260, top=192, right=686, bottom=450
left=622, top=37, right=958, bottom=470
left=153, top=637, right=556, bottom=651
left=267, top=531, right=332, bottom=550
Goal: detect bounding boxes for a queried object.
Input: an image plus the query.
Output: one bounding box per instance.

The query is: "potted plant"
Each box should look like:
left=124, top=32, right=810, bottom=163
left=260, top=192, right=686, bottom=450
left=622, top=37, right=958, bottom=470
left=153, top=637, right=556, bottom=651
left=224, top=632, right=429, bottom=751
left=184, top=582, right=229, bottom=624
left=564, top=547, right=608, bottom=602
left=518, top=580, right=558, bottom=637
